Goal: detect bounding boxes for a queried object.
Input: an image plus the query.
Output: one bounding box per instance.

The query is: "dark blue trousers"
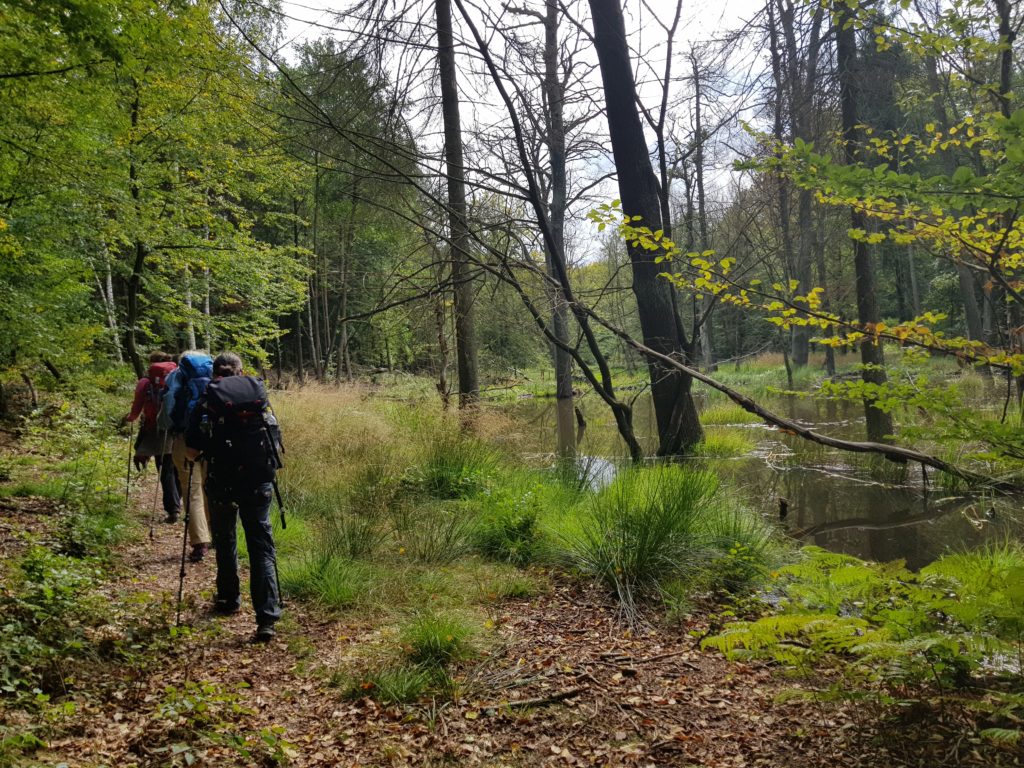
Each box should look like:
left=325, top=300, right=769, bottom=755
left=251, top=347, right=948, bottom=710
left=155, top=454, right=180, bottom=516
left=208, top=483, right=282, bottom=627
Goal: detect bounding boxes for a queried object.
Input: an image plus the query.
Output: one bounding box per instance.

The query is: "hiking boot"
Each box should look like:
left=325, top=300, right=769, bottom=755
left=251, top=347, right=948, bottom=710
left=212, top=598, right=241, bottom=616
left=188, top=543, right=209, bottom=563
left=252, top=624, right=276, bottom=643
left=164, top=510, right=180, bottom=524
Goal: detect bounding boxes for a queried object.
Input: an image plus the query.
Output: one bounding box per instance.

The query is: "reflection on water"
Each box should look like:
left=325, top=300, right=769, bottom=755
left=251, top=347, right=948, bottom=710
left=507, top=394, right=1024, bottom=568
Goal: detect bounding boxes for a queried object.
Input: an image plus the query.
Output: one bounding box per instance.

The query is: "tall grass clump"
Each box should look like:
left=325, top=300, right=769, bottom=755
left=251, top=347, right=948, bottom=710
left=392, top=502, right=477, bottom=563
left=693, top=428, right=757, bottom=459
left=696, top=506, right=783, bottom=593
left=399, top=610, right=476, bottom=667
left=403, top=436, right=498, bottom=499
left=563, top=466, right=718, bottom=617
left=277, top=555, right=374, bottom=609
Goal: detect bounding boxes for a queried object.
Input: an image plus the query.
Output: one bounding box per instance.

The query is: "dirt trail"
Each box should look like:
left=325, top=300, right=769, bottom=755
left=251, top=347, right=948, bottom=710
left=27, top=477, right=1015, bottom=767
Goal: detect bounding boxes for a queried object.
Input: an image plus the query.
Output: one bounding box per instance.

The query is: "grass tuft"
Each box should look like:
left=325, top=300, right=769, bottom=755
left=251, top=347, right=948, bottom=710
left=562, top=466, right=718, bottom=618
left=399, top=610, right=476, bottom=667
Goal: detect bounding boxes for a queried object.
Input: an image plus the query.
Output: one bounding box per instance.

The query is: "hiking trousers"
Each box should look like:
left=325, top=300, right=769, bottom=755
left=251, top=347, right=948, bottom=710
left=208, top=483, right=282, bottom=627
left=171, top=435, right=211, bottom=546
left=155, top=454, right=181, bottom=516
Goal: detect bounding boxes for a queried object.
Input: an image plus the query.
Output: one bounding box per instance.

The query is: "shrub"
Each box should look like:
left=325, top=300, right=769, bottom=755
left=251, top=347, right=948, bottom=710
left=697, top=506, right=781, bottom=593
left=704, top=543, right=1024, bottom=744
left=399, top=611, right=476, bottom=667
left=475, top=509, right=539, bottom=566
left=563, top=466, right=718, bottom=618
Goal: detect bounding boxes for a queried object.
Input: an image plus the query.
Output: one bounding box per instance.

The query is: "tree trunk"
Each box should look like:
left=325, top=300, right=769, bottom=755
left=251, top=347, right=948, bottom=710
left=541, top=0, right=576, bottom=458
left=184, top=265, right=197, bottom=350
left=691, top=58, right=716, bottom=372
left=125, top=87, right=146, bottom=378
left=436, top=0, right=479, bottom=408
left=836, top=6, right=894, bottom=443
left=588, top=0, right=702, bottom=455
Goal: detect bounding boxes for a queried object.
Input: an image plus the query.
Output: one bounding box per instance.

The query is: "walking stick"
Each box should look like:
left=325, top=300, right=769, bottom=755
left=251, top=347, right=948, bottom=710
left=149, top=460, right=160, bottom=542
left=175, top=461, right=194, bottom=627
left=124, top=420, right=134, bottom=510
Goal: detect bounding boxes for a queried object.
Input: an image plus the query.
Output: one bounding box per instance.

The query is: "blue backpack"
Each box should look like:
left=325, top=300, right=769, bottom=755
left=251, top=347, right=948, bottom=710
left=166, top=353, right=213, bottom=432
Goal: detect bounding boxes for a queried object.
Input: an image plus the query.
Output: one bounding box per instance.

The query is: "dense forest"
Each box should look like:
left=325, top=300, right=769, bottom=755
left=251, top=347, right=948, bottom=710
left=2, top=0, right=1024, bottom=765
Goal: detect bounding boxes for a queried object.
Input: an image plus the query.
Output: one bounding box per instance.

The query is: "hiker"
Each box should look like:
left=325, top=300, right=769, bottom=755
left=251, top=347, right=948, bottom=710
left=125, top=351, right=180, bottom=522
left=185, top=352, right=283, bottom=643
left=159, top=351, right=214, bottom=562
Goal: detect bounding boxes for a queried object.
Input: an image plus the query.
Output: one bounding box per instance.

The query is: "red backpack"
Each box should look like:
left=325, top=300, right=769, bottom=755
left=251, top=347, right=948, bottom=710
left=142, top=361, right=177, bottom=427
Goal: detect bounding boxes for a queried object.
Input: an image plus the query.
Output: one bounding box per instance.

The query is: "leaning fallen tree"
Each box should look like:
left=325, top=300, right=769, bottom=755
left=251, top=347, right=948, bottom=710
left=584, top=307, right=1018, bottom=490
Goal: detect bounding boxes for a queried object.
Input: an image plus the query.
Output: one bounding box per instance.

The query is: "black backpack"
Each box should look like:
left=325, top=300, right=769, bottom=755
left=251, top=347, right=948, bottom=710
left=202, top=376, right=282, bottom=492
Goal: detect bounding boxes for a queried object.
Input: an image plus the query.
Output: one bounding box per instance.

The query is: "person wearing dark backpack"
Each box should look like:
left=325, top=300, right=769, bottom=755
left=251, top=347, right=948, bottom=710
left=185, top=352, right=283, bottom=643
left=159, top=350, right=214, bottom=562
left=125, top=351, right=180, bottom=522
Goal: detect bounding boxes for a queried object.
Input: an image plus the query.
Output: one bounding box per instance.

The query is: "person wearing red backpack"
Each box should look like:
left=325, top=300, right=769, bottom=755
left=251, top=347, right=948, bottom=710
left=125, top=351, right=180, bottom=523
left=185, top=352, right=283, bottom=643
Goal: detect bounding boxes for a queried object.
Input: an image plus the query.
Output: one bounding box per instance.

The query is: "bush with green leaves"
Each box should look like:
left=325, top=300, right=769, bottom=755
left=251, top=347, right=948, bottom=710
left=704, top=544, right=1024, bottom=744
left=0, top=547, right=104, bottom=698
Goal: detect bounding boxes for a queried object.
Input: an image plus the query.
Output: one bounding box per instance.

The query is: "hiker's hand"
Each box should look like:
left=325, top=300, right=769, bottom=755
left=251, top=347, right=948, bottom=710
left=133, top=455, right=149, bottom=471
left=119, top=414, right=130, bottom=428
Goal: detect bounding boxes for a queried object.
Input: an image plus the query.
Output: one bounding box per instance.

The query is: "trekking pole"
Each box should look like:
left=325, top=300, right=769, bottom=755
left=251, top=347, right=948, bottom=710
left=124, top=420, right=134, bottom=509
left=271, top=479, right=286, bottom=530
left=148, top=460, right=160, bottom=542
left=175, top=461, right=194, bottom=627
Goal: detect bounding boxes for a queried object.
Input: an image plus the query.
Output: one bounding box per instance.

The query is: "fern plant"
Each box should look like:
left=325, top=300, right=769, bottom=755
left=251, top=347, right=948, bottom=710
left=704, top=544, right=1024, bottom=744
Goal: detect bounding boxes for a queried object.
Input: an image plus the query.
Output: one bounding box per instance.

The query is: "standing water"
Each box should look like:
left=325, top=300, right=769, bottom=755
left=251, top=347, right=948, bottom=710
left=506, top=392, right=1024, bottom=569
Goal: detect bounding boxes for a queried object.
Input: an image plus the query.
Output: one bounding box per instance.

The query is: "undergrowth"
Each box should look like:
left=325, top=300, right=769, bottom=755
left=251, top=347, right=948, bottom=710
left=705, top=543, right=1024, bottom=746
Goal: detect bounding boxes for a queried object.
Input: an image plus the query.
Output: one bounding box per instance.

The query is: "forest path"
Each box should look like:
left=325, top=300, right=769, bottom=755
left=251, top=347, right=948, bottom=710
left=35, top=475, right=910, bottom=767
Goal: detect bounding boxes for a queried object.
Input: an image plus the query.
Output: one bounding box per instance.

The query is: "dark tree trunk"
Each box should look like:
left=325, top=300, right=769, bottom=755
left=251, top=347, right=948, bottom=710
left=588, top=0, right=702, bottom=455
left=836, top=7, right=894, bottom=443
left=542, top=0, right=575, bottom=457
left=436, top=0, right=479, bottom=408
left=125, top=87, right=146, bottom=378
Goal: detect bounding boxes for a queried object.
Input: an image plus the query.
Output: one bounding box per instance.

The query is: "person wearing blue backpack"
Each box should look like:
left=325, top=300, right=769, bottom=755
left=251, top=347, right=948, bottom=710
left=159, top=350, right=213, bottom=562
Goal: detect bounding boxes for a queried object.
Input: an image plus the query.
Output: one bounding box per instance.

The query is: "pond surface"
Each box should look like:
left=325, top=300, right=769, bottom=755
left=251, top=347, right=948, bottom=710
left=504, top=393, right=1024, bottom=568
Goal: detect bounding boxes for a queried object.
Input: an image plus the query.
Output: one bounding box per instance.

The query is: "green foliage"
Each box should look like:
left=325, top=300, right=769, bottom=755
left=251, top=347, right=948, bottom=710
left=278, top=555, right=374, bottom=609
left=693, top=428, right=757, bottom=458
left=399, top=611, right=476, bottom=667
left=0, top=547, right=103, bottom=698
left=704, top=544, right=1024, bottom=740
left=392, top=503, right=477, bottom=564
left=403, top=438, right=498, bottom=500
left=334, top=664, right=433, bottom=705
left=562, top=466, right=716, bottom=616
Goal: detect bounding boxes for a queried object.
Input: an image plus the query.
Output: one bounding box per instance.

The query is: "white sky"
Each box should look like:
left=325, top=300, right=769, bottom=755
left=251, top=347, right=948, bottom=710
left=273, top=0, right=768, bottom=256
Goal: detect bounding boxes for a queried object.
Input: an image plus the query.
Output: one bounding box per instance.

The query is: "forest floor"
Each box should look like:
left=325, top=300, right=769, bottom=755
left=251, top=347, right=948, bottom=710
left=5, top=473, right=1021, bottom=768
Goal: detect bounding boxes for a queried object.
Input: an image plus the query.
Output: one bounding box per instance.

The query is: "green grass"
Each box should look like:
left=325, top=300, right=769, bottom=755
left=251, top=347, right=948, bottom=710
left=694, top=428, right=757, bottom=458
left=700, top=402, right=763, bottom=425
left=278, top=555, right=375, bottom=608
left=399, top=610, right=477, bottom=667
left=561, top=466, right=718, bottom=617
left=334, top=664, right=433, bottom=705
